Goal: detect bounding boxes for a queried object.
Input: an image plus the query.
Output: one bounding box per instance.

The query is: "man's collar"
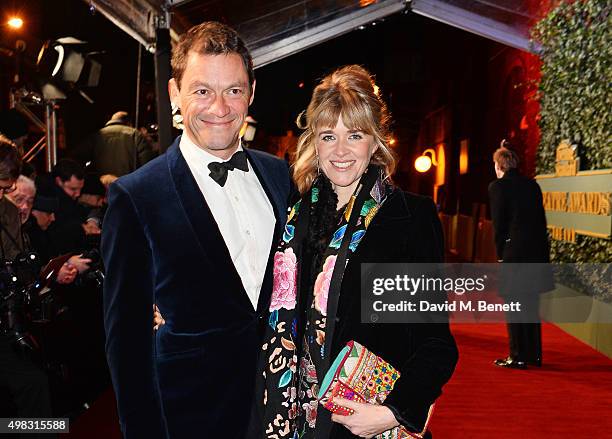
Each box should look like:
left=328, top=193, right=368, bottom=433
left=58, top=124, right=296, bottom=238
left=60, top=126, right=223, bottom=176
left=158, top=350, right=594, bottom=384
left=503, top=168, right=519, bottom=178
left=179, top=132, right=243, bottom=166
left=105, top=119, right=128, bottom=127
left=53, top=184, right=73, bottom=202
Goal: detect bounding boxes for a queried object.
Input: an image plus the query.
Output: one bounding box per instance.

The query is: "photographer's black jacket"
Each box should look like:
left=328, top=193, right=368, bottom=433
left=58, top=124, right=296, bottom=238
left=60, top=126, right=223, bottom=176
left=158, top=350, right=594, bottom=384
left=0, top=197, right=25, bottom=260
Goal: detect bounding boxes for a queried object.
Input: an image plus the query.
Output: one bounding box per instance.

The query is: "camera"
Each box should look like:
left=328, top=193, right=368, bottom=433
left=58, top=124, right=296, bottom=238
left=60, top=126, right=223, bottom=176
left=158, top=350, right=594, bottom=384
left=0, top=252, right=43, bottom=353
left=80, top=248, right=105, bottom=288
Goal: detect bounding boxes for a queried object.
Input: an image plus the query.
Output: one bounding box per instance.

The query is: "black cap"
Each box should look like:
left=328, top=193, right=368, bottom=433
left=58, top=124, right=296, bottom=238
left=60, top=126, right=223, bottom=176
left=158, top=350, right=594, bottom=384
left=82, top=174, right=106, bottom=196
left=33, top=195, right=59, bottom=213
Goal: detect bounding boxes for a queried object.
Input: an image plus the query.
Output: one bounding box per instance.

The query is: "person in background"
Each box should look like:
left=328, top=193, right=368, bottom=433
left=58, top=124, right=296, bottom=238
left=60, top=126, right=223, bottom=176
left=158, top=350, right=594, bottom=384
left=0, top=135, right=25, bottom=261
left=0, top=135, right=53, bottom=430
left=488, top=143, right=551, bottom=369
left=37, top=159, right=100, bottom=256
left=6, top=175, right=36, bottom=226
left=78, top=174, right=108, bottom=232
left=79, top=174, right=107, bottom=210
left=6, top=178, right=91, bottom=280
left=75, top=111, right=156, bottom=177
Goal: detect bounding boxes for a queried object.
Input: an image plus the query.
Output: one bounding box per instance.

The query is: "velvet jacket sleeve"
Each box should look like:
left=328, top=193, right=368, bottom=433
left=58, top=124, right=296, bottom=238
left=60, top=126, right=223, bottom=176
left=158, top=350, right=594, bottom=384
left=101, top=181, right=168, bottom=439
left=382, top=196, right=458, bottom=433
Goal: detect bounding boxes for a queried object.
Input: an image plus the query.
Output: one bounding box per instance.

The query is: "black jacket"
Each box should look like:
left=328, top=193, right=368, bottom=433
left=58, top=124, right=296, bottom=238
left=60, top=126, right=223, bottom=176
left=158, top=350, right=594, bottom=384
left=0, top=197, right=25, bottom=260
left=102, top=139, right=291, bottom=439
left=44, top=186, right=89, bottom=255
left=488, top=169, right=550, bottom=263
left=324, top=189, right=458, bottom=438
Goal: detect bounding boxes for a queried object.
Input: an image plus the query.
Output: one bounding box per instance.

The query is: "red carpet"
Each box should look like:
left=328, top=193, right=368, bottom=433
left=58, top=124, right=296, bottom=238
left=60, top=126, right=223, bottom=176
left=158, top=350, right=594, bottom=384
left=64, top=323, right=612, bottom=438
left=430, top=323, right=612, bottom=438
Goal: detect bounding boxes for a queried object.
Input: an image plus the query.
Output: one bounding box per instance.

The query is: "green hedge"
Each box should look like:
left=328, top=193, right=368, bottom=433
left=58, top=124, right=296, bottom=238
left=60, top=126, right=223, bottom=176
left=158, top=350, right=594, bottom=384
left=532, top=0, right=611, bottom=263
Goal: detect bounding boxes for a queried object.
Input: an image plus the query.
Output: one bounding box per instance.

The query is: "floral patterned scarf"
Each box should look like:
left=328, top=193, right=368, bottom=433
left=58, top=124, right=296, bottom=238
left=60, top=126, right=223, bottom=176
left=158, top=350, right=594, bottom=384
left=259, top=166, right=391, bottom=439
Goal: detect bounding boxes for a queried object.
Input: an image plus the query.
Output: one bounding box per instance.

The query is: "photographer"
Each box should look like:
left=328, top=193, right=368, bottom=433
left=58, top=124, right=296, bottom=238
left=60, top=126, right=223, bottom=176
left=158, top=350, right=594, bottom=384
left=6, top=175, right=91, bottom=283
left=36, top=159, right=101, bottom=257
left=0, top=135, right=52, bottom=421
left=27, top=175, right=106, bottom=410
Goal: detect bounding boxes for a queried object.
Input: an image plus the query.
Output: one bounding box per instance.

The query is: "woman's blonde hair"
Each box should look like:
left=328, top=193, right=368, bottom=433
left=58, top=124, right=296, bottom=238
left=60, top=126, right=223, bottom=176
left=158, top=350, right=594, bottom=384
left=292, top=65, right=396, bottom=193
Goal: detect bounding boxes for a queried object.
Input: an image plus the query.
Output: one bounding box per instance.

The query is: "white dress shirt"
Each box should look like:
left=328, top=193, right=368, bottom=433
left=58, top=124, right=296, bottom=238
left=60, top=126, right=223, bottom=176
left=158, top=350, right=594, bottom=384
left=179, top=134, right=275, bottom=309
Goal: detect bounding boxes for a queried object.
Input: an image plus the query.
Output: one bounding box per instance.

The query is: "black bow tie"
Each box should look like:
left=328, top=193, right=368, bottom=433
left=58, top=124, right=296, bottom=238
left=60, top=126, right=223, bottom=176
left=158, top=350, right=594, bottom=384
left=207, top=150, right=249, bottom=187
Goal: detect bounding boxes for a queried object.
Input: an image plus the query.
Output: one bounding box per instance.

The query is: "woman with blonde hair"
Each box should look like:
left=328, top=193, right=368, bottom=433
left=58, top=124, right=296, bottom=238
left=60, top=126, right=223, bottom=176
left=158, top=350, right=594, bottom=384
left=258, top=65, right=458, bottom=439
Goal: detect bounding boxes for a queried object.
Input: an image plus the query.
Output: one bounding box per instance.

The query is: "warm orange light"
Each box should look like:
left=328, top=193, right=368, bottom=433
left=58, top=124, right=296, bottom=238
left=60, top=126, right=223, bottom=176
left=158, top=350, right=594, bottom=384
left=373, top=85, right=380, bottom=96
left=8, top=17, right=23, bottom=29
left=459, top=139, right=469, bottom=174
left=389, top=138, right=396, bottom=146
left=435, top=144, right=446, bottom=185
left=415, top=148, right=438, bottom=173
left=415, top=156, right=432, bottom=173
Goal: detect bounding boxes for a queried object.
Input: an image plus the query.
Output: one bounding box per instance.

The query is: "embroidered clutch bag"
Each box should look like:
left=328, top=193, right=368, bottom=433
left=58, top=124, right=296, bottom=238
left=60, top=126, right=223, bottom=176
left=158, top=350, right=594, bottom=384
left=317, top=340, right=432, bottom=439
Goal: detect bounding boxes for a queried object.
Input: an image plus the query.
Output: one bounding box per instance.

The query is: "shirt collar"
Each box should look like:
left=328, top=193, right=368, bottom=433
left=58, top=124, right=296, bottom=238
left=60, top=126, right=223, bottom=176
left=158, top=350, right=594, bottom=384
left=179, top=132, right=244, bottom=168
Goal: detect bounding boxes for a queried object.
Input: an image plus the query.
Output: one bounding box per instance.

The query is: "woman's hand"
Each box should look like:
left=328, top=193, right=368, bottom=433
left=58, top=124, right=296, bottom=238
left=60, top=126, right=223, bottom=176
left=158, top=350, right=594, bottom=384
left=331, top=397, right=399, bottom=438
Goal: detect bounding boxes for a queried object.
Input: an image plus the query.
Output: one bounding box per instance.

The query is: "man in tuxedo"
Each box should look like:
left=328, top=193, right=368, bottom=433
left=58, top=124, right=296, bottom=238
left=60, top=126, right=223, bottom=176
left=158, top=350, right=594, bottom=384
left=102, top=22, right=291, bottom=438
left=488, top=144, right=551, bottom=369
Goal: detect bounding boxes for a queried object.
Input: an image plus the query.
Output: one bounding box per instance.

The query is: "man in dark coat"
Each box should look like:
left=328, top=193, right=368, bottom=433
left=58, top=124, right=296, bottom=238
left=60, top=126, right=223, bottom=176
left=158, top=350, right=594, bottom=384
left=102, top=22, right=291, bottom=439
left=0, top=135, right=53, bottom=428
left=75, top=111, right=156, bottom=177
left=488, top=144, right=551, bottom=369
left=38, top=159, right=101, bottom=256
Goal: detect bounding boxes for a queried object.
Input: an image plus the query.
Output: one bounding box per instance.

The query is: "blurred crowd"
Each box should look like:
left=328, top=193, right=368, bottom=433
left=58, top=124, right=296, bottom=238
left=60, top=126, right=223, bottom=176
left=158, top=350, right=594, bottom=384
left=0, top=108, right=156, bottom=429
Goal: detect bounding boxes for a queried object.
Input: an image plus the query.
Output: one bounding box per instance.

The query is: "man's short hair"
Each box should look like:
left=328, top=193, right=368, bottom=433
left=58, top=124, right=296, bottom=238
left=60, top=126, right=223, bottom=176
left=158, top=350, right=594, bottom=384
left=493, top=146, right=519, bottom=172
left=52, top=158, right=85, bottom=182
left=171, top=21, right=254, bottom=91
left=82, top=174, right=106, bottom=196
left=0, top=134, right=22, bottom=180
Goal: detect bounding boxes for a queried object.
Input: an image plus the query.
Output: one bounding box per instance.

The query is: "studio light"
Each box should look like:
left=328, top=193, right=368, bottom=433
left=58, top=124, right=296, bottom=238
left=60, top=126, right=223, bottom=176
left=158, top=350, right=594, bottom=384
left=36, top=37, right=102, bottom=100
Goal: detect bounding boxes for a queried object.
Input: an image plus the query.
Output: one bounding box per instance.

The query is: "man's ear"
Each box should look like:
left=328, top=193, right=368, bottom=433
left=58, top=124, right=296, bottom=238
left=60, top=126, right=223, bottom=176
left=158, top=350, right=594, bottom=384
left=168, top=78, right=179, bottom=107
left=54, top=176, right=62, bottom=187
left=249, top=80, right=256, bottom=106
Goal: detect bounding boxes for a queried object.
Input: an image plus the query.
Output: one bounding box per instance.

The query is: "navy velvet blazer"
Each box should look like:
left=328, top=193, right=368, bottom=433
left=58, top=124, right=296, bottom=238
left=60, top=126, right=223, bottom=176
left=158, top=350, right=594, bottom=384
left=102, top=138, right=291, bottom=439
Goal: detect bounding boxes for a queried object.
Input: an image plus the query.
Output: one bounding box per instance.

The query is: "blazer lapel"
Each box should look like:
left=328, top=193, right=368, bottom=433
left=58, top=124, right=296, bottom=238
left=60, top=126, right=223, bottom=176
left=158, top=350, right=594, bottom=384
left=166, top=139, right=251, bottom=310
left=244, top=149, right=285, bottom=314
